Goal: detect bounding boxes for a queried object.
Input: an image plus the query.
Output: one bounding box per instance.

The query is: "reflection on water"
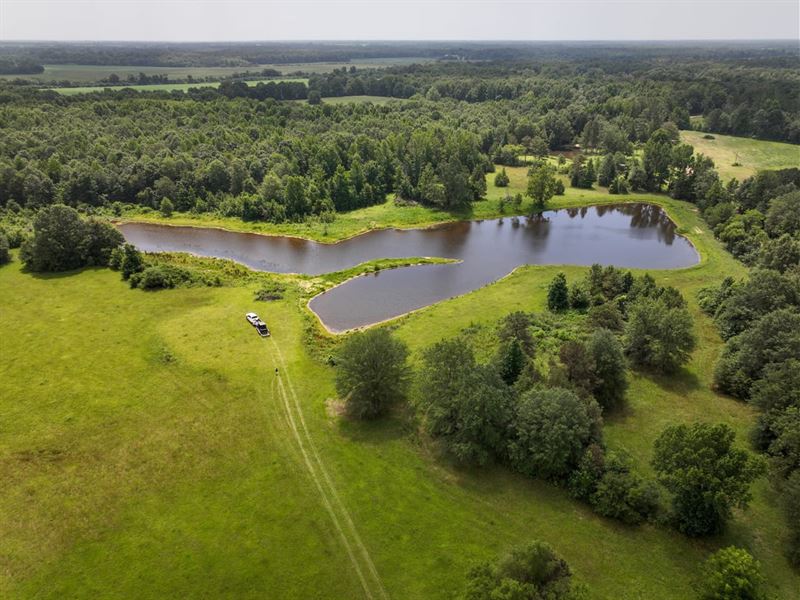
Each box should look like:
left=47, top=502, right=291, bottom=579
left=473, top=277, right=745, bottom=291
left=118, top=203, right=698, bottom=331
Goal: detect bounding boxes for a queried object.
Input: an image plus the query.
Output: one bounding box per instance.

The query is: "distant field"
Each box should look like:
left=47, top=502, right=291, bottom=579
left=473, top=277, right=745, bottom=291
left=50, top=78, right=308, bottom=95
left=295, top=95, right=404, bottom=105
left=0, top=57, right=434, bottom=83
left=680, top=130, right=800, bottom=181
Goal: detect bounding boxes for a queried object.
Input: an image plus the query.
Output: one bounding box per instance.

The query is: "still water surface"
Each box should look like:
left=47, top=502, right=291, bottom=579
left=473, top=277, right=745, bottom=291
left=118, top=203, right=699, bottom=331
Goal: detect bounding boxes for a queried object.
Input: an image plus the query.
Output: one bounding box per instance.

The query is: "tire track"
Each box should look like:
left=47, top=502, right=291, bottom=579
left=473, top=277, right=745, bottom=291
left=271, top=339, right=389, bottom=600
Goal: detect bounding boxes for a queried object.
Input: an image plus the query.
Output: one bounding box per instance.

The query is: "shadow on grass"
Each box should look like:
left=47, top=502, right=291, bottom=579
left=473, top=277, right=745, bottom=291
left=640, top=365, right=703, bottom=395
left=27, top=265, right=108, bottom=280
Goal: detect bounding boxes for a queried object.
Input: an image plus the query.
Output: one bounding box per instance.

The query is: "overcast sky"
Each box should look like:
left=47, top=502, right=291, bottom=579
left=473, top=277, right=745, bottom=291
left=1, top=0, right=798, bottom=42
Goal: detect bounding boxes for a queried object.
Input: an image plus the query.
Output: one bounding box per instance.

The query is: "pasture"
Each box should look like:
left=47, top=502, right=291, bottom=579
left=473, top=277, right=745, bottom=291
left=2, top=172, right=799, bottom=598
left=680, top=130, right=800, bottom=181
left=49, top=77, right=308, bottom=95
left=0, top=57, right=434, bottom=83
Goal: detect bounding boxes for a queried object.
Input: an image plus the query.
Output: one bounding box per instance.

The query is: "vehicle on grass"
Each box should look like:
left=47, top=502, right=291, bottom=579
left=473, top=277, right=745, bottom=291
left=245, top=312, right=271, bottom=337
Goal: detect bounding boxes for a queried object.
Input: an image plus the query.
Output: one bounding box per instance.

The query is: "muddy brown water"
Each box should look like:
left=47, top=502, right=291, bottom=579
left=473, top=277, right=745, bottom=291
left=117, top=203, right=699, bottom=332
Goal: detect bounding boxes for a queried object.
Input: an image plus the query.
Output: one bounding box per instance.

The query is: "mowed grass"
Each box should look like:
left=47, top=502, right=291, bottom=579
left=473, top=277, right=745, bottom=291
left=49, top=77, right=308, bottom=96
left=680, top=130, right=800, bottom=181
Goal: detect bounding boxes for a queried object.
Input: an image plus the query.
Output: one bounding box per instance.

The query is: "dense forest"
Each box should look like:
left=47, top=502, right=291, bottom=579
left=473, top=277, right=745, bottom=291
left=0, top=49, right=797, bottom=227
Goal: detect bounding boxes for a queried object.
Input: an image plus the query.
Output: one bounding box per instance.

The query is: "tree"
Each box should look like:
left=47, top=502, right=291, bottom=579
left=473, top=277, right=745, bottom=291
left=642, top=128, right=675, bottom=191
left=80, top=218, right=124, bottom=266
left=496, top=338, right=525, bottom=386
left=494, top=168, right=510, bottom=188
left=463, top=541, right=576, bottom=600
left=588, top=328, right=628, bottom=412
left=0, top=231, right=9, bottom=265
left=159, top=197, right=174, bottom=217
left=508, top=387, right=599, bottom=480
left=21, top=204, right=88, bottom=272
left=625, top=297, right=696, bottom=373
left=765, top=190, right=800, bottom=237
left=120, top=243, right=144, bottom=280
left=696, top=547, right=766, bottom=600
left=758, top=234, right=800, bottom=273
left=307, top=90, right=322, bottom=105
left=335, top=328, right=410, bottom=419
left=526, top=163, right=558, bottom=210
left=416, top=339, right=512, bottom=465
left=652, top=423, right=764, bottom=536
left=547, top=273, right=570, bottom=311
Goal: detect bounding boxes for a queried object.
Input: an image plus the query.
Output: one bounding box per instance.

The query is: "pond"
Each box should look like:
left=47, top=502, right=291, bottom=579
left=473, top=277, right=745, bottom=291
left=118, top=203, right=699, bottom=332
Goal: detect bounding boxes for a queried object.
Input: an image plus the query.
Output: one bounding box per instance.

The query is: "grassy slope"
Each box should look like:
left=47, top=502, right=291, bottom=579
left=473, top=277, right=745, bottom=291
left=2, top=174, right=799, bottom=598
left=680, top=130, right=800, bottom=181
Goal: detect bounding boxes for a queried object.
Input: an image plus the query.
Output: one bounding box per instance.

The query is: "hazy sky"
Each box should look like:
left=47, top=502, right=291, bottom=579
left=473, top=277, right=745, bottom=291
left=1, top=0, right=798, bottom=42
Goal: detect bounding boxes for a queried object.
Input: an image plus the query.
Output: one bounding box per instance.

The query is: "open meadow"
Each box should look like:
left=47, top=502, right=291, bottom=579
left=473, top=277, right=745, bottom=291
left=49, top=77, right=308, bottom=95
left=680, top=130, right=800, bottom=181
left=3, top=169, right=799, bottom=598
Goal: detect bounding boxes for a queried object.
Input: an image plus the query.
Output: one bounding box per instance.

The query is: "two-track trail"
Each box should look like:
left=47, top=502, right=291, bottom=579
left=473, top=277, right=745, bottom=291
left=269, top=337, right=389, bottom=600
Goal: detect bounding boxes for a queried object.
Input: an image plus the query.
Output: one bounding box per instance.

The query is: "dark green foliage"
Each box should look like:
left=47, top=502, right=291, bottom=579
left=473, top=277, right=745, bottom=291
left=569, top=156, right=596, bottom=189
left=20, top=204, right=122, bottom=272
left=765, top=190, right=800, bottom=237
left=498, top=311, right=535, bottom=356
left=590, top=454, right=659, bottom=525
left=625, top=296, right=696, bottom=374
left=588, top=329, right=628, bottom=412
left=712, top=270, right=799, bottom=340
left=463, top=541, right=577, bottom=600
left=784, top=472, right=800, bottom=567
left=132, top=264, right=196, bottom=290
left=568, top=283, right=590, bottom=310
left=559, top=341, right=596, bottom=397
left=494, top=168, right=510, bottom=188
left=587, top=303, right=624, bottom=332
left=0, top=232, right=9, bottom=265
left=758, top=233, right=800, bottom=273
left=696, top=546, right=766, bottom=600
left=496, top=339, right=525, bottom=386
left=714, top=309, right=800, bottom=399
left=547, top=273, right=569, bottom=312
left=507, top=387, right=599, bottom=481
left=254, top=282, right=286, bottom=301
left=416, top=339, right=512, bottom=466
left=652, top=423, right=765, bottom=536
left=120, top=244, right=144, bottom=280
left=335, top=329, right=410, bottom=420
left=608, top=175, right=629, bottom=195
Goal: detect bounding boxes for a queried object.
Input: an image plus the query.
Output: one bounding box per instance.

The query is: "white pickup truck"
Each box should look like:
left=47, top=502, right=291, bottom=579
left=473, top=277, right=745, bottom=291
left=245, top=312, right=271, bottom=337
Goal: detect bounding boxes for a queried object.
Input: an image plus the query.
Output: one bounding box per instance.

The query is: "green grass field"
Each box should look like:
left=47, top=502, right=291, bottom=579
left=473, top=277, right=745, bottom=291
left=49, top=77, right=308, bottom=95
left=0, top=58, right=434, bottom=84
left=680, top=130, right=800, bottom=181
left=2, top=172, right=799, bottom=598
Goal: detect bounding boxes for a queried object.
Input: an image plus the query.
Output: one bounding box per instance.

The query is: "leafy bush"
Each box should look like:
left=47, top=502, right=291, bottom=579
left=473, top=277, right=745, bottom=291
left=463, top=541, right=578, bottom=600
left=133, top=264, right=195, bottom=290
left=547, top=273, right=569, bottom=311
left=254, top=282, right=286, bottom=301
left=696, top=546, right=766, bottom=600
